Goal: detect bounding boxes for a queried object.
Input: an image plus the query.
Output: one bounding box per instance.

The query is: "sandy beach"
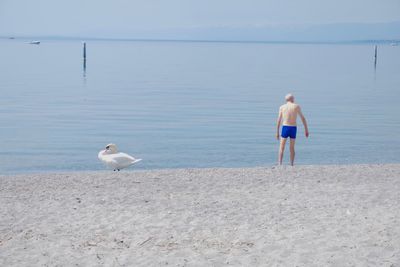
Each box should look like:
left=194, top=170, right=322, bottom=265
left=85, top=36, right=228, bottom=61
left=1, top=164, right=399, bottom=266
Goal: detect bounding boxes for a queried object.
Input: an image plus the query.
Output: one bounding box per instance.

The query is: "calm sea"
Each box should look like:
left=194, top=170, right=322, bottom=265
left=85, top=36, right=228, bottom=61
left=0, top=39, right=399, bottom=174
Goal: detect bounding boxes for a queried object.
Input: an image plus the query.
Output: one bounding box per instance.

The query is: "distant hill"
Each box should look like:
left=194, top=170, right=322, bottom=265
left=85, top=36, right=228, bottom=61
left=3, top=21, right=400, bottom=43
left=135, top=21, right=400, bottom=43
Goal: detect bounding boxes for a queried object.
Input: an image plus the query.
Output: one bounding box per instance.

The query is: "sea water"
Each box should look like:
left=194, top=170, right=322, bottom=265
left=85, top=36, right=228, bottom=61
left=0, top=39, right=399, bottom=173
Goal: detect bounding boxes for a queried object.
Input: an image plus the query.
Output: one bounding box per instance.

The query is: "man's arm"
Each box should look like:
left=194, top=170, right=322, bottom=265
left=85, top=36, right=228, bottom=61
left=276, top=107, right=282, bottom=140
left=298, top=107, right=309, bottom=138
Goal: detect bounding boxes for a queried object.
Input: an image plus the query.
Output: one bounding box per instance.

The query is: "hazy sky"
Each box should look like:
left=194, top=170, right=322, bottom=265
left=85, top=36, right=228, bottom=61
left=0, top=0, right=399, bottom=37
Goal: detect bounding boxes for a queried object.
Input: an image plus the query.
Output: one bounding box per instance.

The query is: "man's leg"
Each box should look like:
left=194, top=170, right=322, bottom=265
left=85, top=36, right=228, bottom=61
left=289, top=138, right=296, bottom=166
left=278, top=137, right=287, bottom=165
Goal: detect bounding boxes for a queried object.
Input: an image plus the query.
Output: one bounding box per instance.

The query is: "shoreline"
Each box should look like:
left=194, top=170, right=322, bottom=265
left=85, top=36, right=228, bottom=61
left=2, top=162, right=400, bottom=177
left=1, top=164, right=399, bottom=266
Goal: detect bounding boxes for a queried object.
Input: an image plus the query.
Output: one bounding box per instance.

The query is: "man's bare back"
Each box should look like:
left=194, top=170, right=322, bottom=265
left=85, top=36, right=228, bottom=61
left=279, top=102, right=301, bottom=126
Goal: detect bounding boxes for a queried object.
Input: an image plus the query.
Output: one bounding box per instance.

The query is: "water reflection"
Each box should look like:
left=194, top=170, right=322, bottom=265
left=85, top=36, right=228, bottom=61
left=83, top=58, right=86, bottom=77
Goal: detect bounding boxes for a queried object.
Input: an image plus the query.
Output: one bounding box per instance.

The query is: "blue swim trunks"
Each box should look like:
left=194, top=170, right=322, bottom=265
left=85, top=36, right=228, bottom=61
left=281, top=126, right=297, bottom=139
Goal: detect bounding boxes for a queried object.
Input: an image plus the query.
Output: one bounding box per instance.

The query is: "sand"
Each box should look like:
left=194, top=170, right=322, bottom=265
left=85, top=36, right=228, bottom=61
left=1, top=164, right=400, bottom=266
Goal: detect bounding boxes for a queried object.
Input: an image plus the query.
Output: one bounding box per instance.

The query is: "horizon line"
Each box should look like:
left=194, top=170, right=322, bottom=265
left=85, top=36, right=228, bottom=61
left=1, top=35, right=399, bottom=45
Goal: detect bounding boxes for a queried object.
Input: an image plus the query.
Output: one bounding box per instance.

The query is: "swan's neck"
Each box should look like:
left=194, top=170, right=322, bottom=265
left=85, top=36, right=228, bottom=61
left=98, top=150, right=112, bottom=159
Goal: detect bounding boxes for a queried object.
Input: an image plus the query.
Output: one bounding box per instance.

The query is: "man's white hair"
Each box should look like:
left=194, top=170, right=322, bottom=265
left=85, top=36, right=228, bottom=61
left=285, top=93, right=294, bottom=101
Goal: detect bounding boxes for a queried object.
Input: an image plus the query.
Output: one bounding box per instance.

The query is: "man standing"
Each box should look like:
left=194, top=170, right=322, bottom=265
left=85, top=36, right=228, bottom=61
left=276, top=93, right=309, bottom=166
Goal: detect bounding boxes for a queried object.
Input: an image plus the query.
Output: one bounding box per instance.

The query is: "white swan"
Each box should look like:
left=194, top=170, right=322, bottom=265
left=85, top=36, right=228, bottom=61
left=98, top=144, right=142, bottom=171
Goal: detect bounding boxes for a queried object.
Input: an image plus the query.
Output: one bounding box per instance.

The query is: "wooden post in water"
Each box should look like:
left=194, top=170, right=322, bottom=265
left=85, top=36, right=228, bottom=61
left=374, top=45, right=377, bottom=68
left=83, top=42, right=87, bottom=73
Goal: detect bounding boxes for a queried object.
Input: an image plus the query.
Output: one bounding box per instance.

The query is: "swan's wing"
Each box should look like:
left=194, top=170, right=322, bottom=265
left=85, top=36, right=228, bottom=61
left=113, top=152, right=135, bottom=161
left=111, top=153, right=141, bottom=167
